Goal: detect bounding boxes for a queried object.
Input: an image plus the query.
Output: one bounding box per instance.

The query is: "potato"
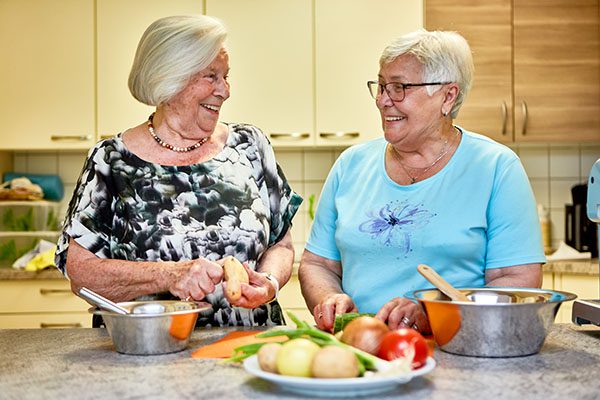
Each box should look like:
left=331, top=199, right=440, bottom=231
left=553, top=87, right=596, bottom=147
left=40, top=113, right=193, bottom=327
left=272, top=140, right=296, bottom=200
left=257, top=343, right=281, bottom=373
left=311, top=345, right=360, bottom=378
left=276, top=338, right=320, bottom=377
left=223, top=256, right=249, bottom=301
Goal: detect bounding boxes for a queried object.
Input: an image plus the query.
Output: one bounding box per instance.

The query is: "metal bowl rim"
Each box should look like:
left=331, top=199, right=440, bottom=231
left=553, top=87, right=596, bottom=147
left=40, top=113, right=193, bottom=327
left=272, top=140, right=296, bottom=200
left=89, top=300, right=212, bottom=317
left=411, top=286, right=577, bottom=305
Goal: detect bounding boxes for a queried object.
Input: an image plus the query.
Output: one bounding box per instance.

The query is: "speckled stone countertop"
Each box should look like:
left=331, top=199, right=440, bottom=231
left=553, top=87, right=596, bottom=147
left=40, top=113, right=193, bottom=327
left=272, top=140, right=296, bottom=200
left=1, top=259, right=598, bottom=281
left=0, top=324, right=599, bottom=400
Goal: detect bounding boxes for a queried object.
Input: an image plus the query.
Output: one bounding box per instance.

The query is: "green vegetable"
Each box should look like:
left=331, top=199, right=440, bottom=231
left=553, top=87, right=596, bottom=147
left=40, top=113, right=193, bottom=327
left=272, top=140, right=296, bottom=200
left=333, top=312, right=375, bottom=334
left=226, top=311, right=387, bottom=375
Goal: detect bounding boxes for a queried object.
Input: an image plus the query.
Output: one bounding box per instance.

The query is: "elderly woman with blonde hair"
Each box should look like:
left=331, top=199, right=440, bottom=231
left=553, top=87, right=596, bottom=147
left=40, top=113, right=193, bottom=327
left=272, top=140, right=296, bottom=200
left=56, top=15, right=302, bottom=327
left=300, top=29, right=544, bottom=333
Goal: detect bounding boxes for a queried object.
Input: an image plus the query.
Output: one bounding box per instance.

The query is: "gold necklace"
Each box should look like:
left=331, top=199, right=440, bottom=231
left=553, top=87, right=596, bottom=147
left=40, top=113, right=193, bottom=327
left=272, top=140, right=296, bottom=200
left=389, top=127, right=460, bottom=184
left=147, top=113, right=209, bottom=153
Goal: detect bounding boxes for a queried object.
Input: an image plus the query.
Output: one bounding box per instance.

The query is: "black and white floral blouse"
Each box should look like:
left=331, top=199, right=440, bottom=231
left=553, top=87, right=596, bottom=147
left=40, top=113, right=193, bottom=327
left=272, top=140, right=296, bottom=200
left=55, top=123, right=302, bottom=327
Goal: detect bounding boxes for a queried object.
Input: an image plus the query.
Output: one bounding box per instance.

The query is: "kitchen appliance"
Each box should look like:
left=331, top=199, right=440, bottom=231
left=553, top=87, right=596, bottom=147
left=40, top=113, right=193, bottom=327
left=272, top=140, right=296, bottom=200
left=565, top=183, right=598, bottom=258
left=572, top=159, right=600, bottom=327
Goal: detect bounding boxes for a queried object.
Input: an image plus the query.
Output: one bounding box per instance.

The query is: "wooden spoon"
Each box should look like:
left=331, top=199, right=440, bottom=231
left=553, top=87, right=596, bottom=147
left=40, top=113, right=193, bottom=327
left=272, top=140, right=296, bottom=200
left=417, top=264, right=472, bottom=302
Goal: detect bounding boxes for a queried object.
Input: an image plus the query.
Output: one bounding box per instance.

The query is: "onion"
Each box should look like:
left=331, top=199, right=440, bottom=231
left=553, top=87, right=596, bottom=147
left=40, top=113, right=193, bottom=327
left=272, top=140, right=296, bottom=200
left=340, top=316, right=389, bottom=355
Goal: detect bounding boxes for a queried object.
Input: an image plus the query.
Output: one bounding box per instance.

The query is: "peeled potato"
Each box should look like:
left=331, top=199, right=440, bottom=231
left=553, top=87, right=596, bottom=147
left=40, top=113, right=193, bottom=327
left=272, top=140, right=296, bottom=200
left=257, top=343, right=282, bottom=373
left=311, top=345, right=360, bottom=378
left=223, top=256, right=249, bottom=301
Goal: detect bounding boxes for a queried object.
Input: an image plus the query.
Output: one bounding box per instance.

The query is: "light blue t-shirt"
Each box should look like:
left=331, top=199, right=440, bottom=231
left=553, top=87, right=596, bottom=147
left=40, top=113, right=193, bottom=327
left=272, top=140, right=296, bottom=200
left=305, top=128, right=546, bottom=314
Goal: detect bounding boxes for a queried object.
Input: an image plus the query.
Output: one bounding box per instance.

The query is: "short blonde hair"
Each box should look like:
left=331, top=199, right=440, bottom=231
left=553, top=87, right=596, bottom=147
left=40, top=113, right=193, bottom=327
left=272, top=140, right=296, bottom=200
left=380, top=30, right=474, bottom=118
left=128, top=15, right=227, bottom=106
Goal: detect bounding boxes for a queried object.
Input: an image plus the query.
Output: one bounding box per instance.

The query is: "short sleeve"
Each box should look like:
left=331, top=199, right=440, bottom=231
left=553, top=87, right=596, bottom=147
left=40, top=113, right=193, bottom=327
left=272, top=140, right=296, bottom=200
left=304, top=153, right=343, bottom=261
left=54, top=143, right=116, bottom=275
left=255, top=129, right=303, bottom=246
left=485, top=157, right=546, bottom=269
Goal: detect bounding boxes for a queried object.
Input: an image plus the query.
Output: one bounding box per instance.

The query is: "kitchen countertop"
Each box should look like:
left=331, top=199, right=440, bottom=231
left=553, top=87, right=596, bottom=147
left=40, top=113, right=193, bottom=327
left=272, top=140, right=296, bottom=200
left=1, top=259, right=598, bottom=281
left=0, top=324, right=599, bottom=400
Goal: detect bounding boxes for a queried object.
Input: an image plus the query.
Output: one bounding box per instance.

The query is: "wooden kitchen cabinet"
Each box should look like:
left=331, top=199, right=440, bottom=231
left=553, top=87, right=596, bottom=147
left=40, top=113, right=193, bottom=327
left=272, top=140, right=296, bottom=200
left=207, top=0, right=423, bottom=148
left=425, top=0, right=600, bottom=143
left=0, top=0, right=95, bottom=150
left=96, top=0, right=202, bottom=139
left=0, top=279, right=92, bottom=329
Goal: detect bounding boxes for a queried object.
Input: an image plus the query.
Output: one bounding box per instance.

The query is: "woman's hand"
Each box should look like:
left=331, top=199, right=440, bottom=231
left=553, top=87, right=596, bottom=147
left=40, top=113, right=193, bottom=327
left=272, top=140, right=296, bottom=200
left=170, top=258, right=224, bottom=301
left=225, top=262, right=276, bottom=309
left=313, top=294, right=357, bottom=332
left=376, top=297, right=431, bottom=333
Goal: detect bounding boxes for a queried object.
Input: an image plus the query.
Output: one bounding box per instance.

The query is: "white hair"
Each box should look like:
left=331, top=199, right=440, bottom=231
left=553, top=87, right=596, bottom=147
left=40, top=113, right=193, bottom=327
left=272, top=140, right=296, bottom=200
left=380, top=29, right=474, bottom=118
left=128, top=15, right=227, bottom=106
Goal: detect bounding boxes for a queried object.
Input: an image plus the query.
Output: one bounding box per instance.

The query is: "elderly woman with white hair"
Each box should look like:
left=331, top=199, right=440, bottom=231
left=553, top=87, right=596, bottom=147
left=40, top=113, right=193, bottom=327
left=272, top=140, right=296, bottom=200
left=299, top=30, right=545, bottom=333
left=55, top=15, right=302, bottom=327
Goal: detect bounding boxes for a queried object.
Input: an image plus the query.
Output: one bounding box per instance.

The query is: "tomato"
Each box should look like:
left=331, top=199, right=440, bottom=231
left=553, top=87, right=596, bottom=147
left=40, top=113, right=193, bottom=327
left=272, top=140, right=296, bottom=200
left=377, top=329, right=429, bottom=369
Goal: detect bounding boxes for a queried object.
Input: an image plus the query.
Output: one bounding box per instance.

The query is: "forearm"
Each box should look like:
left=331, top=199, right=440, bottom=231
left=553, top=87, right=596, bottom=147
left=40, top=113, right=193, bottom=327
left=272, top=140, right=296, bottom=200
left=66, top=239, right=181, bottom=302
left=256, top=230, right=294, bottom=289
left=485, top=263, right=543, bottom=288
left=298, top=250, right=344, bottom=312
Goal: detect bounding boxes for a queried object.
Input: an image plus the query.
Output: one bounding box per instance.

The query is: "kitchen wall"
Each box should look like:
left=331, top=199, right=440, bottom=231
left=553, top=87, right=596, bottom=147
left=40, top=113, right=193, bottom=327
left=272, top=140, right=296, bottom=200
left=11, top=143, right=600, bottom=260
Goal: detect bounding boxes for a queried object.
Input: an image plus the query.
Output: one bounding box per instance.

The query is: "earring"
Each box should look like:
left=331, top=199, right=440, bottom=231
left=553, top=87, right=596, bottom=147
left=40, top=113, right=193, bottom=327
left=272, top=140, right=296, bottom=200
left=442, top=110, right=448, bottom=117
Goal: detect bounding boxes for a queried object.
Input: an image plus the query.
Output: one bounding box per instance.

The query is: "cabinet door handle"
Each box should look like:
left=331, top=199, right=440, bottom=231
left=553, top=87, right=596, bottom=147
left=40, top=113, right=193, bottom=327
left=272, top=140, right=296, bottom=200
left=50, top=135, right=92, bottom=141
left=40, top=323, right=82, bottom=329
left=520, top=101, right=528, bottom=136
left=501, top=101, right=508, bottom=136
left=319, top=131, right=360, bottom=140
left=269, top=132, right=310, bottom=140
left=40, top=289, right=73, bottom=295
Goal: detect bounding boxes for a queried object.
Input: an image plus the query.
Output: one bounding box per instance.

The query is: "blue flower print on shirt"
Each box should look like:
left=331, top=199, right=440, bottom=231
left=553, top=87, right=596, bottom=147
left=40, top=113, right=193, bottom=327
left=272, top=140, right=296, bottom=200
left=358, top=200, right=435, bottom=255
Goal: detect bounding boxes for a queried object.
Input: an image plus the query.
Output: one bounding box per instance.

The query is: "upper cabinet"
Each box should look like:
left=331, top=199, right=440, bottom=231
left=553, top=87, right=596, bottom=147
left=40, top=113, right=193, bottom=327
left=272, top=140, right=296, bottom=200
left=207, top=0, right=423, bottom=147
left=0, top=0, right=95, bottom=150
left=426, top=0, right=600, bottom=143
left=206, top=0, right=314, bottom=148
left=96, top=0, right=202, bottom=139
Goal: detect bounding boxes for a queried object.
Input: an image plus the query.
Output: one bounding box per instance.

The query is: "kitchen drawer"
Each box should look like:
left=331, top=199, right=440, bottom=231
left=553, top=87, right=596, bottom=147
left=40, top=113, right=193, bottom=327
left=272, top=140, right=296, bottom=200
left=0, top=280, right=89, bottom=313
left=0, top=312, right=92, bottom=329
left=279, top=274, right=307, bottom=309
left=282, top=307, right=314, bottom=327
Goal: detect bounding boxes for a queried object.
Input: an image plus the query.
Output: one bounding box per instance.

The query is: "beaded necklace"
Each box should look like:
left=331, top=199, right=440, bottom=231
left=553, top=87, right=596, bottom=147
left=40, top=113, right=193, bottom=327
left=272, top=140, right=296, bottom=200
left=147, top=113, right=208, bottom=153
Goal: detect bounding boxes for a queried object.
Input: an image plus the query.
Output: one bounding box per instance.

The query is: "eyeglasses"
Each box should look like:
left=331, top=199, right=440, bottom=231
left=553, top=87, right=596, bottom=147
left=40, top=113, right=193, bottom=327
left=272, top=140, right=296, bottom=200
left=367, top=80, right=452, bottom=102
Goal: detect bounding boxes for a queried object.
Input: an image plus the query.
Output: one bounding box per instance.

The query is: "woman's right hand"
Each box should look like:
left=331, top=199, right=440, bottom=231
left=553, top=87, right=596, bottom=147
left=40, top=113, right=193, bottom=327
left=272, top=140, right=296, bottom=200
left=169, top=258, right=224, bottom=301
left=313, top=293, right=357, bottom=332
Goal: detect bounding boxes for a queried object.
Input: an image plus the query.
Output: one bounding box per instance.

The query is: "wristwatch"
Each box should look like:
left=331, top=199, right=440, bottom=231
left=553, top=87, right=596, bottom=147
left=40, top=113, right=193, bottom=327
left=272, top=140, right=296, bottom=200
left=260, top=272, right=279, bottom=304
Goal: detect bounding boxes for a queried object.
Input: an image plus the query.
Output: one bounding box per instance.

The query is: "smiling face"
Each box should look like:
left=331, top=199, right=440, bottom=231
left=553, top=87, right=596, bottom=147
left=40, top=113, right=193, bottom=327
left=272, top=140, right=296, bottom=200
left=376, top=54, right=447, bottom=148
left=164, top=48, right=231, bottom=136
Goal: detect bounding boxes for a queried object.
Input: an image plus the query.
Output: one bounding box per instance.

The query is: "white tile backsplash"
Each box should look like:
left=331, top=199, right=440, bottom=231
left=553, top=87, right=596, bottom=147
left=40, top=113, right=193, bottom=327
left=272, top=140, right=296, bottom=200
left=275, top=150, right=303, bottom=181
left=26, top=153, right=58, bottom=174
left=57, top=153, right=87, bottom=184
left=10, top=142, right=599, bottom=255
left=520, top=147, right=549, bottom=178
left=303, top=151, right=334, bottom=181
left=549, top=146, right=580, bottom=178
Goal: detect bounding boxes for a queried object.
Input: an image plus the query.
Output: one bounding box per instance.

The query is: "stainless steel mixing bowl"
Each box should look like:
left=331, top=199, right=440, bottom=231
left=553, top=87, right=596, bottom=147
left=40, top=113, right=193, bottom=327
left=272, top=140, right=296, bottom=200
left=412, top=287, right=577, bottom=357
left=91, top=300, right=211, bottom=355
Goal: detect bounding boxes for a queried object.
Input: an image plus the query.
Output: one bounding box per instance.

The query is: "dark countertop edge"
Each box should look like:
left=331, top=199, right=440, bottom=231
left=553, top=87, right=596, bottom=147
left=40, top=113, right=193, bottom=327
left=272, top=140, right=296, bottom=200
left=0, top=268, right=66, bottom=280
left=1, top=259, right=598, bottom=281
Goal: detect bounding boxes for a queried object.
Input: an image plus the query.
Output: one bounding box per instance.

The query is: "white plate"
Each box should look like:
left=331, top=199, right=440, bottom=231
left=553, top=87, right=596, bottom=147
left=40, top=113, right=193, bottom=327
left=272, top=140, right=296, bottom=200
left=243, top=355, right=436, bottom=397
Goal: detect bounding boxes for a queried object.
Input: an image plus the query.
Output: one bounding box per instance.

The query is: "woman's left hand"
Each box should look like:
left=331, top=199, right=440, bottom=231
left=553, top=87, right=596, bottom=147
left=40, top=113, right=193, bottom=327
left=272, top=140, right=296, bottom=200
left=375, top=297, right=431, bottom=333
left=224, top=262, right=276, bottom=309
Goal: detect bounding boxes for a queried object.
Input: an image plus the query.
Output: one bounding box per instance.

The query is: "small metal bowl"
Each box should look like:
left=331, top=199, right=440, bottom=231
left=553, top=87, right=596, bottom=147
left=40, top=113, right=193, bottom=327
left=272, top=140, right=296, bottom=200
left=412, top=287, right=577, bottom=357
left=91, top=300, right=211, bottom=355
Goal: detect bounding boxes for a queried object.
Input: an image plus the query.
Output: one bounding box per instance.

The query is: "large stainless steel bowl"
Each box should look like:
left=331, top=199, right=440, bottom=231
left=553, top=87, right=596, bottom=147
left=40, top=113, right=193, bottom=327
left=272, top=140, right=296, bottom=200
left=412, top=287, right=576, bottom=357
left=91, top=300, right=211, bottom=355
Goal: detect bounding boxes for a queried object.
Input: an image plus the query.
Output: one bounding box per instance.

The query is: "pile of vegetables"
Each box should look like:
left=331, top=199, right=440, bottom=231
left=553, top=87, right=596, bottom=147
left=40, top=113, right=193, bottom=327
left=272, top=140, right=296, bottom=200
left=227, top=312, right=429, bottom=379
